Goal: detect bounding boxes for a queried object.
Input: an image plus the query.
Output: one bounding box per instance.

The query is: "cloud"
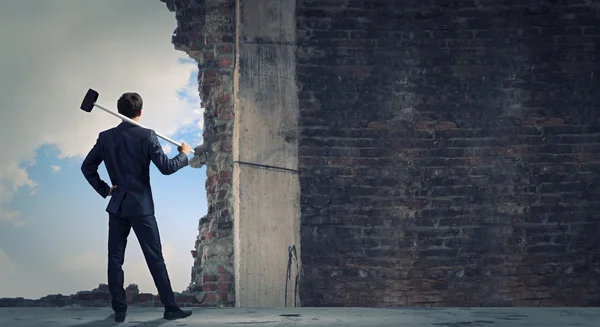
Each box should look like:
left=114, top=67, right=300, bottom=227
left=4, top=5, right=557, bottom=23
left=0, top=1, right=201, bottom=225
left=51, top=165, right=61, bottom=173
left=0, top=248, right=17, bottom=290
left=0, top=183, right=29, bottom=227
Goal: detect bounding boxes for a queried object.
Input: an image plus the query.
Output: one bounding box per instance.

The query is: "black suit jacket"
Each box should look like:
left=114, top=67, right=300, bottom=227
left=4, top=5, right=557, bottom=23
left=81, top=122, right=189, bottom=217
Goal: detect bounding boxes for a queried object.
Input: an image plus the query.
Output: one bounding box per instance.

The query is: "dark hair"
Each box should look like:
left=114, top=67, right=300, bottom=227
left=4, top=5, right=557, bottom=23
left=117, top=92, right=143, bottom=118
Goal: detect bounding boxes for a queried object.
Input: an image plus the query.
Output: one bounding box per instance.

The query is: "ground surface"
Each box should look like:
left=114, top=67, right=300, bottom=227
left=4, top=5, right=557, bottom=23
left=0, top=307, right=599, bottom=326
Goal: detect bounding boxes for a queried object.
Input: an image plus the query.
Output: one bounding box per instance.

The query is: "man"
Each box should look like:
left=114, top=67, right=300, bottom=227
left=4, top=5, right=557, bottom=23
left=81, top=92, right=193, bottom=323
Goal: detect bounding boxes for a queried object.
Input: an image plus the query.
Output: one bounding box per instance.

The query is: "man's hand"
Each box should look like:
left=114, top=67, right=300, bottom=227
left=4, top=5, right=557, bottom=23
left=108, top=185, right=117, bottom=196
left=178, top=142, right=192, bottom=155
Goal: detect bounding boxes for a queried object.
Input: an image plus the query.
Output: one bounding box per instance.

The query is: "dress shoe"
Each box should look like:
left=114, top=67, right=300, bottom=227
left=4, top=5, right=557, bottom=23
left=164, top=308, right=193, bottom=320
left=114, top=311, right=127, bottom=323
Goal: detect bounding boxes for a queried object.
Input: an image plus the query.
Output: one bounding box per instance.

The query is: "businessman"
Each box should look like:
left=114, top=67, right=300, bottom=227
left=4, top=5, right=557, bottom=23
left=81, top=92, right=193, bottom=323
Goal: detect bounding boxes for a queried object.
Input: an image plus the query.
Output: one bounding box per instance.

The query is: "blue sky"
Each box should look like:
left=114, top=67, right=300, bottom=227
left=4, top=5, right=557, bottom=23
left=0, top=1, right=207, bottom=298
left=0, top=127, right=206, bottom=298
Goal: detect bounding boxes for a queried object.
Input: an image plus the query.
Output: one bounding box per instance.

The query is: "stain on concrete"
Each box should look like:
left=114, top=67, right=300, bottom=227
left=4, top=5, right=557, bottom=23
left=433, top=321, right=496, bottom=326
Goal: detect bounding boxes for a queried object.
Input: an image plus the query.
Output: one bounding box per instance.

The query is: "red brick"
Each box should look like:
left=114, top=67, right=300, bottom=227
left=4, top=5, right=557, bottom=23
left=216, top=93, right=231, bottom=104
left=327, top=158, right=354, bottom=166
left=206, top=175, right=217, bottom=187
left=218, top=273, right=233, bottom=282
left=433, top=121, right=457, bottom=130
left=203, top=275, right=218, bottom=283
left=203, top=283, right=217, bottom=291
left=219, top=57, right=233, bottom=67
left=538, top=117, right=565, bottom=126
left=203, top=69, right=217, bottom=79
left=217, top=282, right=232, bottom=291
left=219, top=170, right=233, bottom=179
left=416, top=121, right=432, bottom=129
left=219, top=111, right=233, bottom=120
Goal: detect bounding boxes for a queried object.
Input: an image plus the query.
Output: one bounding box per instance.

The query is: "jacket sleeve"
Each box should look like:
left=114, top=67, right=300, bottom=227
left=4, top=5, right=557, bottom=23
left=81, top=135, right=111, bottom=198
left=148, top=129, right=189, bottom=175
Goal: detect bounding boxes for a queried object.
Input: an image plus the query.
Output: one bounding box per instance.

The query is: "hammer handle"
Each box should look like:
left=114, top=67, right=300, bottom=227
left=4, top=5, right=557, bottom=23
left=93, top=103, right=195, bottom=154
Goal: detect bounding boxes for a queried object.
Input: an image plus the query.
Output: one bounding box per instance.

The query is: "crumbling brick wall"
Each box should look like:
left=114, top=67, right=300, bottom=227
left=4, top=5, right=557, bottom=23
left=162, top=0, right=236, bottom=306
left=296, top=0, right=600, bottom=306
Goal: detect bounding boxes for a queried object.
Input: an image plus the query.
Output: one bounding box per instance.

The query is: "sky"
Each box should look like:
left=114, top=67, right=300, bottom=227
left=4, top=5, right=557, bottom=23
left=0, top=1, right=207, bottom=298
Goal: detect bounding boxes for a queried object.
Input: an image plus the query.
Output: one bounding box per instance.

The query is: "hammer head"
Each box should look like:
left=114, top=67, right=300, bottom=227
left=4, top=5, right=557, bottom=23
left=80, top=89, right=99, bottom=112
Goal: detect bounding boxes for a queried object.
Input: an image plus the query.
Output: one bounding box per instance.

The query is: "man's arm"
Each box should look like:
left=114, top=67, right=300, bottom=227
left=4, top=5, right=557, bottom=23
left=81, top=136, right=111, bottom=198
left=148, top=130, right=189, bottom=175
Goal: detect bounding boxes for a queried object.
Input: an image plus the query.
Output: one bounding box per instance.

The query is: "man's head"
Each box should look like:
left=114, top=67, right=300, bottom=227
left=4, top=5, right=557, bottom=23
left=117, top=92, right=143, bottom=120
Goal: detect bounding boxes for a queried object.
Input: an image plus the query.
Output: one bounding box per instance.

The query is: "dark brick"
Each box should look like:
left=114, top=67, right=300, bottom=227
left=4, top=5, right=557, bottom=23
left=297, top=0, right=600, bottom=308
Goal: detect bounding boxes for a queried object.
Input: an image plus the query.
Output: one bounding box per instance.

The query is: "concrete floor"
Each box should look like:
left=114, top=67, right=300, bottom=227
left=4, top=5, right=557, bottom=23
left=0, top=307, right=599, bottom=326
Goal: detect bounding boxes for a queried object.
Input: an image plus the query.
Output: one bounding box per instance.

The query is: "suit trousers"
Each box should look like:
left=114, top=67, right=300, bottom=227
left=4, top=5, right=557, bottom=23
left=107, top=213, right=177, bottom=312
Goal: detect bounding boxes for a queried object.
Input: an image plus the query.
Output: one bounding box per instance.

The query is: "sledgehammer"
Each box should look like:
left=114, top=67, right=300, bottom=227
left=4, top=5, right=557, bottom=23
left=80, top=88, right=195, bottom=154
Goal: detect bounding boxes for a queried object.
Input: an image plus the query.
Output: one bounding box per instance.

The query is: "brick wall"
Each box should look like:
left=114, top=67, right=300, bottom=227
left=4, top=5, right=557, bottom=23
left=163, top=0, right=236, bottom=307
left=297, top=0, right=600, bottom=306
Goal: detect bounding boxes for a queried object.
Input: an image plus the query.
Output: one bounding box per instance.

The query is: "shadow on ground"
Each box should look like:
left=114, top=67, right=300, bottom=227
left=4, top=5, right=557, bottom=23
left=71, top=314, right=166, bottom=327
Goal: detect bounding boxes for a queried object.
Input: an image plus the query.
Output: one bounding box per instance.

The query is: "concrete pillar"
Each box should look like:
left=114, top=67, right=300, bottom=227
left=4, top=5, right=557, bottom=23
left=232, top=0, right=301, bottom=307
